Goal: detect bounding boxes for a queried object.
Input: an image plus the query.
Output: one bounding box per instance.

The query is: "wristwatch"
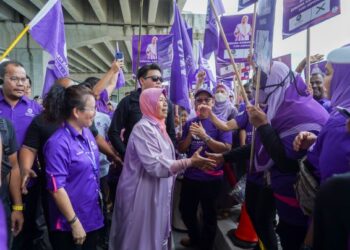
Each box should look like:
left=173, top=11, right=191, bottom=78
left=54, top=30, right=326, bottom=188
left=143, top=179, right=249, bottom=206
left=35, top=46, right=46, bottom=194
left=204, top=136, right=212, bottom=143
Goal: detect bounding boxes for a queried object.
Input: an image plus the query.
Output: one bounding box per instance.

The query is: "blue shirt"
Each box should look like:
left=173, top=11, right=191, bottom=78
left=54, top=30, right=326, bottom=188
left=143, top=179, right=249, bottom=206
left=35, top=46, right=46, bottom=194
left=44, top=122, right=103, bottom=232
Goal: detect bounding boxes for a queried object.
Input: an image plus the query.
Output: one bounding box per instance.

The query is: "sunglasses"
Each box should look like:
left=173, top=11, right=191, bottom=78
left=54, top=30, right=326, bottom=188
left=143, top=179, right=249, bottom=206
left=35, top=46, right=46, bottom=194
left=144, top=75, right=163, bottom=83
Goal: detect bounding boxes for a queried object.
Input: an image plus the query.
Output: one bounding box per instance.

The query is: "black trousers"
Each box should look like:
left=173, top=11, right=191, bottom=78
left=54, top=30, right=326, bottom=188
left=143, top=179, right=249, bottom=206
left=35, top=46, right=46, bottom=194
left=179, top=178, right=222, bottom=250
left=276, top=219, right=307, bottom=250
left=245, top=180, right=278, bottom=250
left=313, top=173, right=350, bottom=250
left=50, top=230, right=99, bottom=250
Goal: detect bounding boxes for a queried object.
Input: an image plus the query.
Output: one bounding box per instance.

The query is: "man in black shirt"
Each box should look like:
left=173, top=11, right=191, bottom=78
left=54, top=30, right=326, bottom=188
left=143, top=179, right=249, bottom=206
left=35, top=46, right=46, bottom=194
left=108, top=64, right=176, bottom=158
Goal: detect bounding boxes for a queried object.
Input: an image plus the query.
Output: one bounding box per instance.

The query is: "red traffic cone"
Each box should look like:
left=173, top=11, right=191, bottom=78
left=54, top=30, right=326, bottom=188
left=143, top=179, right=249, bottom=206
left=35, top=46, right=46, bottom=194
left=227, top=202, right=258, bottom=249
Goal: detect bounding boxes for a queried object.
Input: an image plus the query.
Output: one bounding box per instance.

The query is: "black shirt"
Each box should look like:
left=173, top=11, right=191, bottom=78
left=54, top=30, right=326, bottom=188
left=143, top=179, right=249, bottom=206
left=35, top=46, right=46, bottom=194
left=0, top=118, right=18, bottom=201
left=108, top=88, right=176, bottom=158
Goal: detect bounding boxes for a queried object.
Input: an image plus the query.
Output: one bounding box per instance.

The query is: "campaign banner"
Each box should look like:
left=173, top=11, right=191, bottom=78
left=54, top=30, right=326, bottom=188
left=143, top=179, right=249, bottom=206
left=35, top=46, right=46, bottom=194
left=254, top=0, right=277, bottom=74
left=283, top=0, right=340, bottom=39
left=273, top=54, right=292, bottom=68
left=157, top=35, right=173, bottom=82
left=238, top=0, right=258, bottom=11
left=217, top=13, right=254, bottom=64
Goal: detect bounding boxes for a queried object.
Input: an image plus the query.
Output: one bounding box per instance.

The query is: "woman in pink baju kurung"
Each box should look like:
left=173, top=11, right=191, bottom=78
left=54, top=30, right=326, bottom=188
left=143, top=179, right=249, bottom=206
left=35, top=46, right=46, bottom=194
left=109, top=88, right=214, bottom=250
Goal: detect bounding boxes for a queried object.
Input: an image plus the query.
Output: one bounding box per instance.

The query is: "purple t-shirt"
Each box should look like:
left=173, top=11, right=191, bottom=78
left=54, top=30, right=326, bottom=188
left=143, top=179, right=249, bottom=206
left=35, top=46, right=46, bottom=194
left=0, top=91, right=42, bottom=146
left=44, top=123, right=103, bottom=232
left=181, top=116, right=232, bottom=181
left=318, top=98, right=332, bottom=113
left=96, top=89, right=113, bottom=117
left=0, top=201, right=7, bottom=250
left=308, top=114, right=350, bottom=183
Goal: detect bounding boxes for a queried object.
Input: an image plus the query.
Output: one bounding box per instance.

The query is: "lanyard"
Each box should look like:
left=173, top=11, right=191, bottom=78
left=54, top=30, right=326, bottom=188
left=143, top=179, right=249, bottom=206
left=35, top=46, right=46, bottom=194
left=65, top=127, right=98, bottom=177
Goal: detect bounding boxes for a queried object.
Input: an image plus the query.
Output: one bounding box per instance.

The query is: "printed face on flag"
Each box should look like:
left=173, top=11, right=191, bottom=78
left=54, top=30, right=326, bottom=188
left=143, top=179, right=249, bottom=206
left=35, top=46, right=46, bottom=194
left=216, top=13, right=254, bottom=65
left=132, top=35, right=169, bottom=75
left=282, top=0, right=340, bottom=39
left=157, top=35, right=174, bottom=82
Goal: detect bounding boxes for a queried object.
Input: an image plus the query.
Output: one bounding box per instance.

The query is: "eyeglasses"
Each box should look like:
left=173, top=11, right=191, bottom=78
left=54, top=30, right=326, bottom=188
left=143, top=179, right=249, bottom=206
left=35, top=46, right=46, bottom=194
left=195, top=98, right=212, bottom=104
left=5, top=76, right=27, bottom=84
left=144, top=75, right=163, bottom=83
left=81, top=106, right=96, bottom=112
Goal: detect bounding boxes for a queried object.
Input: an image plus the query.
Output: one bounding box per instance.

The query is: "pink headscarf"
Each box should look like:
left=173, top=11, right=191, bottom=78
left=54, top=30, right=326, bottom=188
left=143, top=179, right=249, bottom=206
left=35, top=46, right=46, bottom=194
left=140, top=88, right=169, bottom=140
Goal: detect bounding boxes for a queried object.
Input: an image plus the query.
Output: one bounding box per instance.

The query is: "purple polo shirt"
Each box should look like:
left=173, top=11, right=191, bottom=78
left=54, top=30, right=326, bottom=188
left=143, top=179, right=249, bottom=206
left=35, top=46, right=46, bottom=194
left=44, top=122, right=103, bottom=232
left=0, top=90, right=42, bottom=146
left=182, top=116, right=232, bottom=181
left=96, top=89, right=113, bottom=117
left=0, top=201, right=7, bottom=250
left=235, top=109, right=265, bottom=185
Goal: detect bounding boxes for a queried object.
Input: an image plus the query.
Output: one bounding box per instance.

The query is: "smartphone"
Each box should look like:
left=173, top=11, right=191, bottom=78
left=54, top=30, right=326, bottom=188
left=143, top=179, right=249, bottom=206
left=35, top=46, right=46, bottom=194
left=115, top=51, right=124, bottom=62
left=336, top=106, right=350, bottom=118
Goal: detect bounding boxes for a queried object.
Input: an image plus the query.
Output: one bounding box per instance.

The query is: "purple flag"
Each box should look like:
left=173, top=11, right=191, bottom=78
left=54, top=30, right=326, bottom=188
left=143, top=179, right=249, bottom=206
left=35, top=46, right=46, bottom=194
left=217, top=14, right=254, bottom=64
left=238, top=0, right=258, bottom=11
left=190, top=42, right=215, bottom=87
left=115, top=70, right=125, bottom=89
left=203, top=0, right=225, bottom=59
left=273, top=54, right=292, bottom=68
left=254, top=0, right=277, bottom=74
left=131, top=35, right=169, bottom=76
left=29, top=0, right=69, bottom=96
left=283, top=0, right=340, bottom=39
left=170, top=2, right=195, bottom=112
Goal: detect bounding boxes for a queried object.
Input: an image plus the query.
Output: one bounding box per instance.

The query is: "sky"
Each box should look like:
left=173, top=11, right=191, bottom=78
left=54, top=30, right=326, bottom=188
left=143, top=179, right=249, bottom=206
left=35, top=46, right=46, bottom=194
left=183, top=0, right=350, bottom=69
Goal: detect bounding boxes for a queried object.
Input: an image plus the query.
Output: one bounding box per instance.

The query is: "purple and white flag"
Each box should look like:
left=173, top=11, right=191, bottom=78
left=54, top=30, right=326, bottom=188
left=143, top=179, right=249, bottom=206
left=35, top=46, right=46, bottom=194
left=131, top=34, right=169, bottom=76
left=29, top=0, right=69, bottom=96
left=203, top=0, right=225, bottom=59
left=254, top=0, right=277, bottom=74
left=115, top=69, right=125, bottom=89
left=283, top=0, right=340, bottom=39
left=170, top=2, right=196, bottom=112
left=238, top=0, right=258, bottom=11
left=273, top=54, right=292, bottom=68
left=217, top=14, right=254, bottom=64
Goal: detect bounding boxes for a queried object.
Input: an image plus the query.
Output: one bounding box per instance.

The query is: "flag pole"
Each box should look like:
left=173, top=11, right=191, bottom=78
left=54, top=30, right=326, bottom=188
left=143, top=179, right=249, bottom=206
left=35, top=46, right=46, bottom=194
left=305, top=28, right=311, bottom=86
left=209, top=0, right=251, bottom=106
left=135, top=0, right=144, bottom=90
left=249, top=67, right=261, bottom=173
left=0, top=25, right=30, bottom=61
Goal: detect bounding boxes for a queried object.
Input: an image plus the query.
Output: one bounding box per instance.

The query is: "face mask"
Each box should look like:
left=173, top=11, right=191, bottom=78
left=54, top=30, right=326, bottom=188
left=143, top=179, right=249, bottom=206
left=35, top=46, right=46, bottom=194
left=215, top=93, right=227, bottom=103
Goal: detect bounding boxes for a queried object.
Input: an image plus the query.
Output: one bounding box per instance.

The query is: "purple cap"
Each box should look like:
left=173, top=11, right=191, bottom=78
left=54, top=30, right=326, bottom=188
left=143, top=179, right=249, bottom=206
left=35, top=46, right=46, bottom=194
left=194, top=88, right=214, bottom=98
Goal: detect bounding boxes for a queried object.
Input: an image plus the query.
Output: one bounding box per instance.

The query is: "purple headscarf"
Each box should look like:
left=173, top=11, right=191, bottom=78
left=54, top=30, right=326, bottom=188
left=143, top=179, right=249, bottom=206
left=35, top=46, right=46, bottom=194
left=254, top=61, right=329, bottom=172
left=327, top=46, right=350, bottom=114
left=212, top=83, right=237, bottom=120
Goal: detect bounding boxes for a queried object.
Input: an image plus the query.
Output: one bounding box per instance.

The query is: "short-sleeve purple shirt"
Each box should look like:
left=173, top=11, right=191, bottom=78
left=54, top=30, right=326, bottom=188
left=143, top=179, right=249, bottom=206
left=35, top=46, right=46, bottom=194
left=182, top=116, right=232, bottom=181
left=0, top=90, right=42, bottom=146
left=44, top=122, right=103, bottom=232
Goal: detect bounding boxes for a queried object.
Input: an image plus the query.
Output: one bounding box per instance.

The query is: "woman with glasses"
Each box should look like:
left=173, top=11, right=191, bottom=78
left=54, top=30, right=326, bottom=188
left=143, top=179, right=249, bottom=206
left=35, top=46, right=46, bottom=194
left=44, top=85, right=103, bottom=249
left=109, top=88, right=215, bottom=250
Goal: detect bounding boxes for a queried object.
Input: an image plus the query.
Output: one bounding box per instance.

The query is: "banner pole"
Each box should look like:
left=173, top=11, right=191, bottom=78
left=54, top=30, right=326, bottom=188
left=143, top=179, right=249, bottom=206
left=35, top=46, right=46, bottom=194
left=210, top=0, right=251, bottom=106
left=135, top=0, right=144, bottom=90
left=249, top=67, right=261, bottom=173
left=0, top=25, right=30, bottom=61
left=306, top=28, right=311, bottom=87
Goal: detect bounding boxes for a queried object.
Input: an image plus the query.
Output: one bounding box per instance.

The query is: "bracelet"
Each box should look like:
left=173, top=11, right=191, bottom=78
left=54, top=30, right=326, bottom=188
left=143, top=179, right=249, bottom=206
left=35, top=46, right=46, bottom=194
left=12, top=204, right=24, bottom=211
left=204, top=136, right=212, bottom=143
left=68, top=215, right=78, bottom=225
